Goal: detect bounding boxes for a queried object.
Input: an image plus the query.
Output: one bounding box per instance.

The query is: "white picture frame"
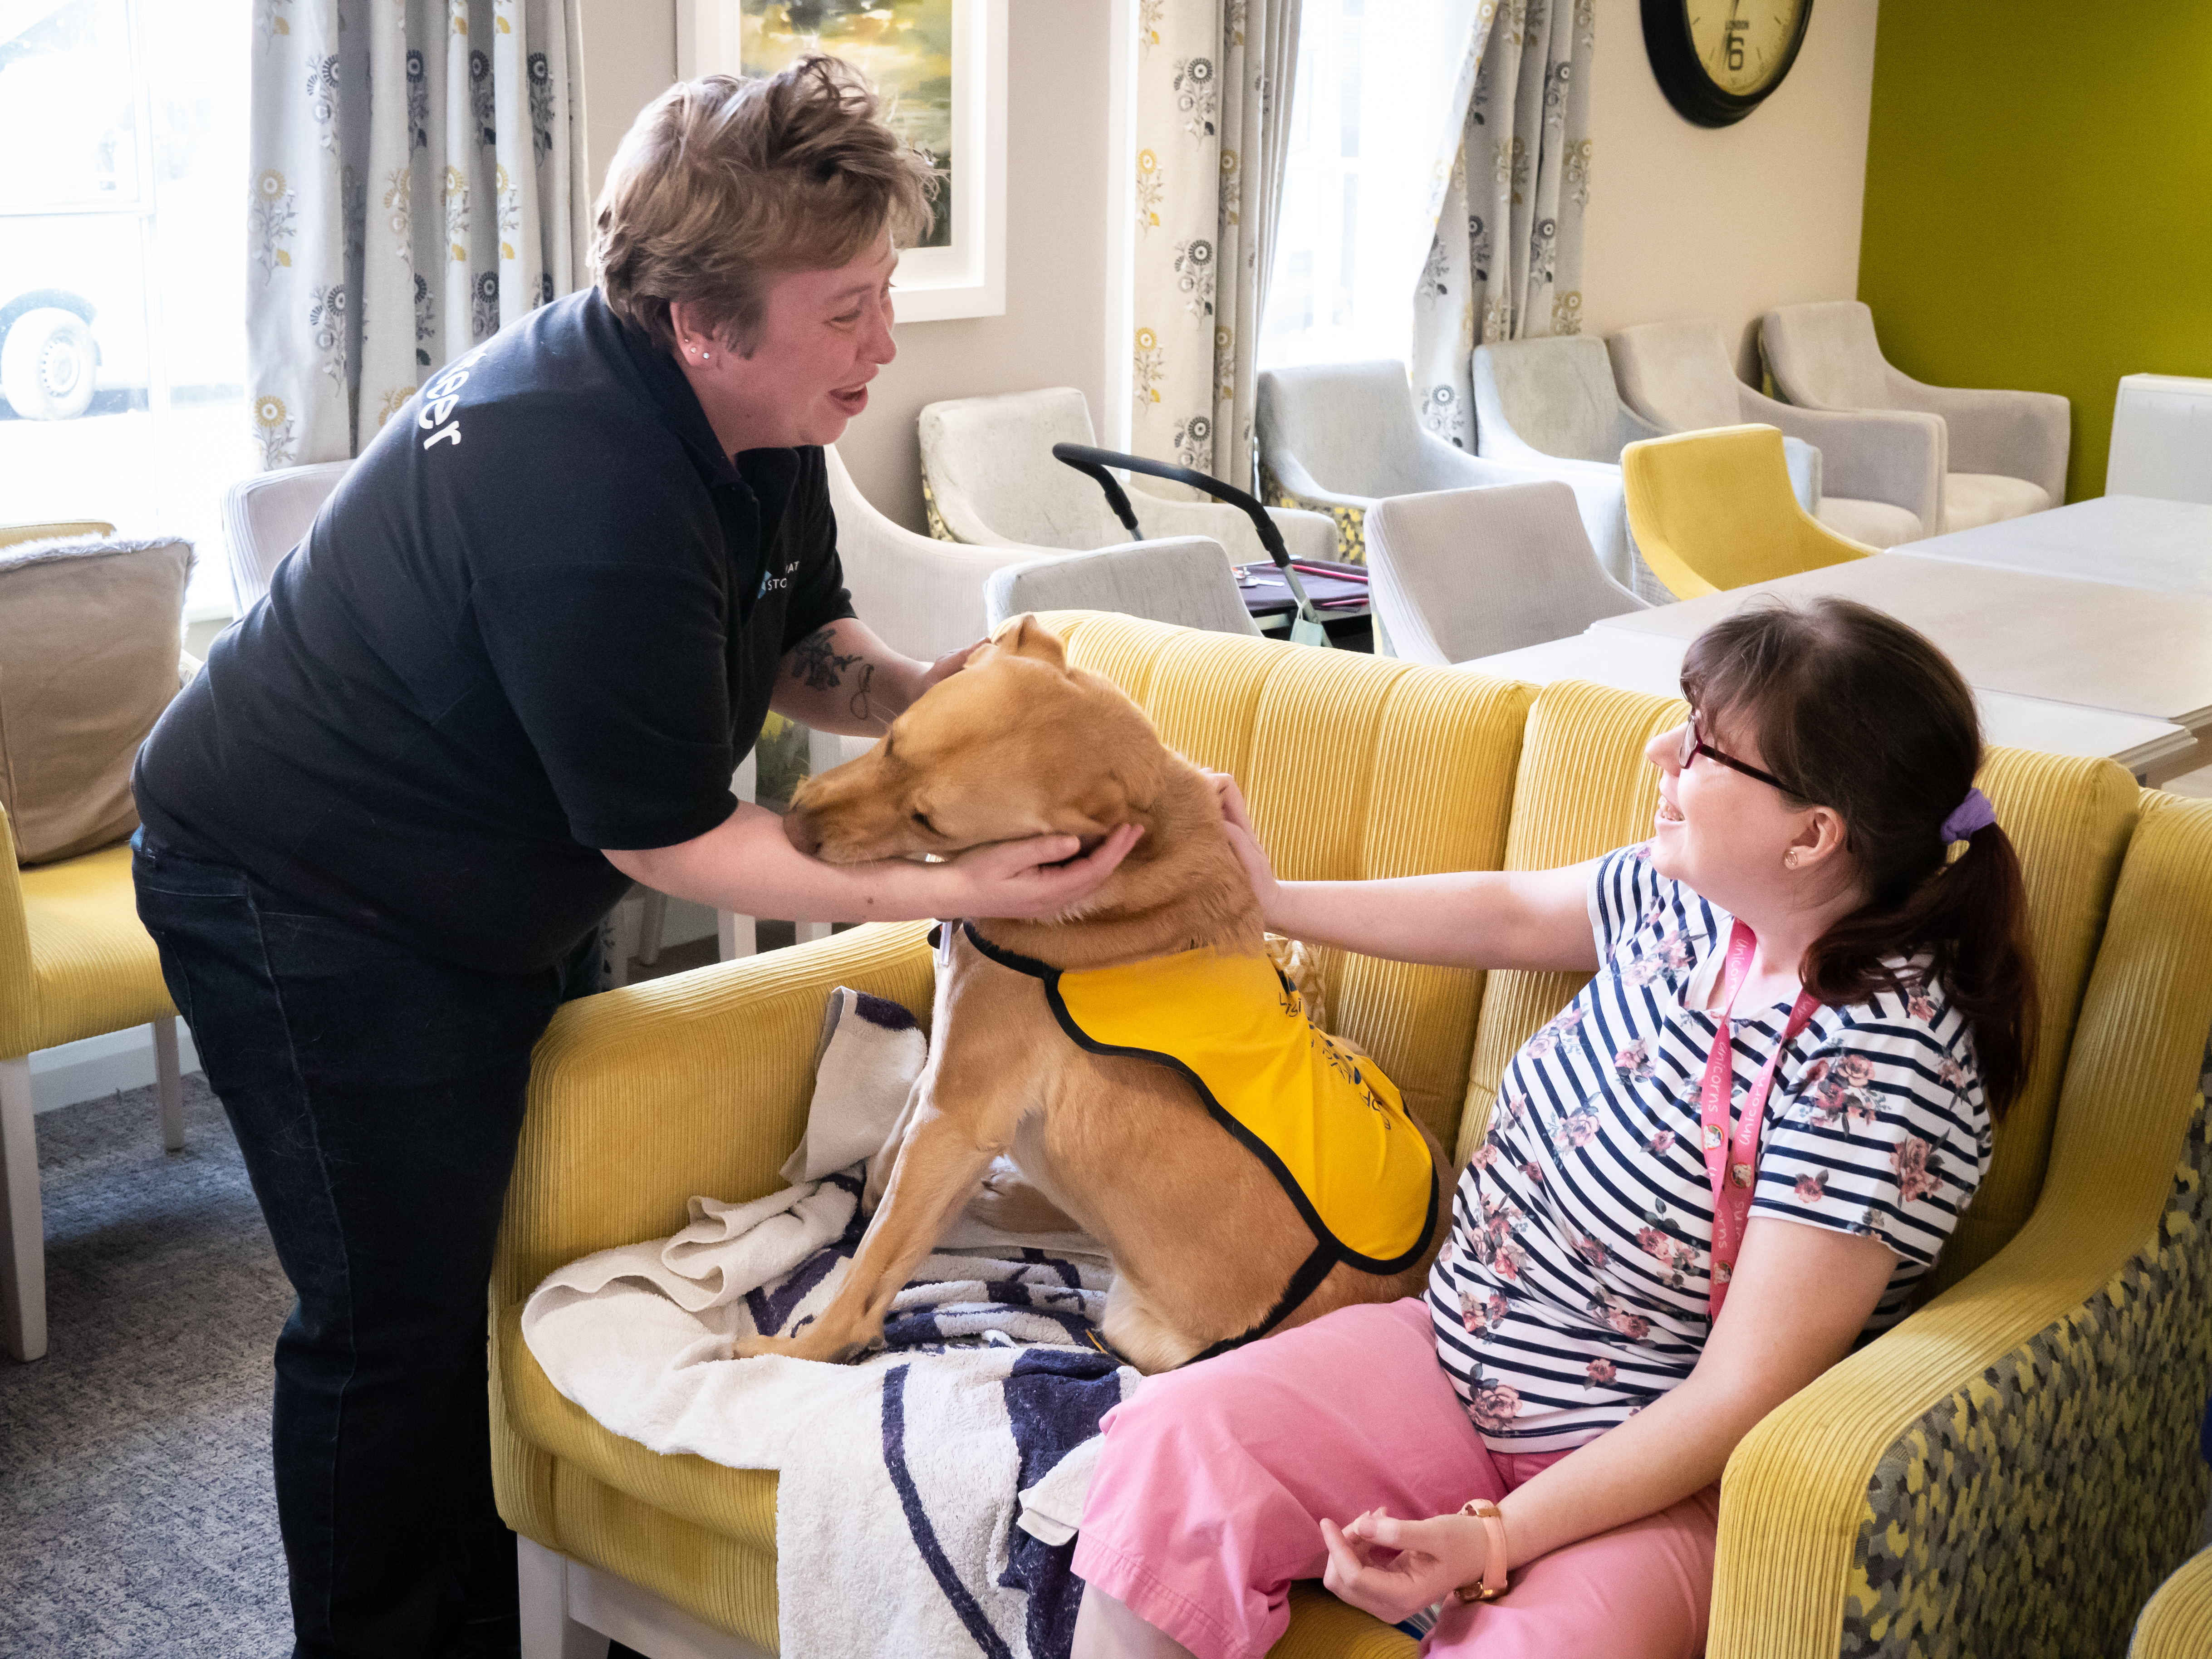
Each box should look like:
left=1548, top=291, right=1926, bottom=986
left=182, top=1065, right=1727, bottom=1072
left=677, top=0, right=1007, bottom=323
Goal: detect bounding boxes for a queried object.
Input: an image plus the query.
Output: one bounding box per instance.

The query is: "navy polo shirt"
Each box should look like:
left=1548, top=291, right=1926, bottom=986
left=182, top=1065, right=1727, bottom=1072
left=134, top=289, right=855, bottom=974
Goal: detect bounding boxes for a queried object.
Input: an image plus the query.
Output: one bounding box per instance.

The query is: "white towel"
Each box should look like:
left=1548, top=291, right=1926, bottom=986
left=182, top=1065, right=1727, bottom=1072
left=521, top=987, right=1141, bottom=1659
left=780, top=987, right=929, bottom=1186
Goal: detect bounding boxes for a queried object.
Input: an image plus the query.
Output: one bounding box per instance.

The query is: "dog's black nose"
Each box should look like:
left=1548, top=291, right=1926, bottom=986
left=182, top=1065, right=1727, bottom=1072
left=784, top=805, right=824, bottom=857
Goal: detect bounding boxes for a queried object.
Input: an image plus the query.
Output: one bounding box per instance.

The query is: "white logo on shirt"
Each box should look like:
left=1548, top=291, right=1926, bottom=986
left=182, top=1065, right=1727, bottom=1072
left=417, top=347, right=487, bottom=452
left=755, top=560, right=804, bottom=600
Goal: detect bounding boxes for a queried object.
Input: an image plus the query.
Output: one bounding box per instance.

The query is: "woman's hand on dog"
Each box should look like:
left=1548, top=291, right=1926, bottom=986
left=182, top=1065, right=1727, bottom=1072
left=1319, top=1507, right=1488, bottom=1625
left=943, top=822, right=1144, bottom=918
left=1207, top=772, right=1280, bottom=918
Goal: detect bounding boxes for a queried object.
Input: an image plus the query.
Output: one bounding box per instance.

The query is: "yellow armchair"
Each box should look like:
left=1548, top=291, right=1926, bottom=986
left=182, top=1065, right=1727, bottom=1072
left=1621, top=424, right=1877, bottom=600
left=0, top=806, right=185, bottom=1362
left=2131, top=1547, right=2212, bottom=1659
left=493, top=616, right=2212, bottom=1658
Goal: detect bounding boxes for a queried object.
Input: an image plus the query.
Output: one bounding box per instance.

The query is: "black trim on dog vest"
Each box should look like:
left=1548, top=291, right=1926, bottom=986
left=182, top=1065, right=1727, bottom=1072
left=948, top=920, right=1442, bottom=1364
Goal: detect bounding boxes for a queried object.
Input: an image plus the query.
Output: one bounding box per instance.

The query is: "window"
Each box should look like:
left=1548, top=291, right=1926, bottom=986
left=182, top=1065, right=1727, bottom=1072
left=0, top=0, right=251, bottom=618
left=1258, top=0, right=1469, bottom=372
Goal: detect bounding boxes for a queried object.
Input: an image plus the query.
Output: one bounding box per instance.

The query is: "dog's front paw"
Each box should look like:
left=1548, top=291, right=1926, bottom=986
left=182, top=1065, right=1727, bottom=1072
left=968, top=1168, right=1079, bottom=1234
left=729, top=1326, right=875, bottom=1365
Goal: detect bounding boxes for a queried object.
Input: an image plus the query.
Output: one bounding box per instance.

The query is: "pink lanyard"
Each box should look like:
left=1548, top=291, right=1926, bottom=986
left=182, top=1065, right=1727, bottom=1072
left=1698, top=920, right=1820, bottom=1320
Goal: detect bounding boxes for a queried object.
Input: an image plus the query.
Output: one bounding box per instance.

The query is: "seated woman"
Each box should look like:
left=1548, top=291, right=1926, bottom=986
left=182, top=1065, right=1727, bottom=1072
left=1070, top=596, right=2036, bottom=1659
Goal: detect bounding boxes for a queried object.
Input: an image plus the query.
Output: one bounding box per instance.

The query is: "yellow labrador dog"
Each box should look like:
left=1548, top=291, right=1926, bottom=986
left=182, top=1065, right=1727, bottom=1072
left=743, top=617, right=1444, bottom=1374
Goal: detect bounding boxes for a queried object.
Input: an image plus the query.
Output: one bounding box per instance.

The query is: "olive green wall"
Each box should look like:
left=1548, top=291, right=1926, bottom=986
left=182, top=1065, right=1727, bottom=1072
left=1857, top=5, right=2212, bottom=503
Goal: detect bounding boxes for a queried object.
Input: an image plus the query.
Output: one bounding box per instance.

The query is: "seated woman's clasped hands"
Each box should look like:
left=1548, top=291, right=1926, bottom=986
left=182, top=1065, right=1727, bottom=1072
left=1071, top=597, right=2036, bottom=1659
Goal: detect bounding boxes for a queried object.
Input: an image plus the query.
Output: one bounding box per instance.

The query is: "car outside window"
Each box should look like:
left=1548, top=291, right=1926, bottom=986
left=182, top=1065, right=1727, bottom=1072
left=0, top=0, right=251, bottom=622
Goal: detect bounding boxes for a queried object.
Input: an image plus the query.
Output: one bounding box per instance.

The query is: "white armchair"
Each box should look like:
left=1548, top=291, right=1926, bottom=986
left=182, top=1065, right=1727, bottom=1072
left=1471, top=336, right=1783, bottom=601
left=1255, top=359, right=1633, bottom=582
left=220, top=460, right=353, bottom=611
left=1609, top=319, right=1942, bottom=549
left=983, top=539, right=1259, bottom=638
left=1759, top=300, right=2070, bottom=533
left=916, top=388, right=1337, bottom=568
left=1473, top=334, right=1827, bottom=506
left=1365, top=482, right=1643, bottom=668
left=824, top=445, right=1036, bottom=664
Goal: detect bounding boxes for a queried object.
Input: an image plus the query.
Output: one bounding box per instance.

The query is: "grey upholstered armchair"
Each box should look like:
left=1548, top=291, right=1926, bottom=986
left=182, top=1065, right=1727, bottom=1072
left=1609, top=319, right=1942, bottom=549
left=1363, top=482, right=1643, bottom=668
left=983, top=540, right=1261, bottom=638
left=1759, top=300, right=2070, bottom=533
left=1255, top=358, right=1631, bottom=584
left=1472, top=335, right=1824, bottom=509
left=916, top=388, right=1336, bottom=568
left=1471, top=336, right=1818, bottom=603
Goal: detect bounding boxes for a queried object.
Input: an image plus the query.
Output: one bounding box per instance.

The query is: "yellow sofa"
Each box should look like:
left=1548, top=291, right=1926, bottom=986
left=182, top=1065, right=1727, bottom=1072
left=491, top=613, right=2212, bottom=1658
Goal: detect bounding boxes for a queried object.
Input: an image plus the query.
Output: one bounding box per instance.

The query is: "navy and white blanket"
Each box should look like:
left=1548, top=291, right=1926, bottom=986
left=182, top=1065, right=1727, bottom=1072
left=521, top=989, right=1138, bottom=1659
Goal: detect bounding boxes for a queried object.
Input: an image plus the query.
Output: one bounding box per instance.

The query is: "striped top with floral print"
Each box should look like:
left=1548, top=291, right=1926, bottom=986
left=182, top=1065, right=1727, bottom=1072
left=1427, top=844, right=1993, bottom=1453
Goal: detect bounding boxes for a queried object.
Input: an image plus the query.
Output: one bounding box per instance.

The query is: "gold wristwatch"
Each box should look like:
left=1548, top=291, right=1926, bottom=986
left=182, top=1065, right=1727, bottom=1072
left=1451, top=1498, right=1510, bottom=1603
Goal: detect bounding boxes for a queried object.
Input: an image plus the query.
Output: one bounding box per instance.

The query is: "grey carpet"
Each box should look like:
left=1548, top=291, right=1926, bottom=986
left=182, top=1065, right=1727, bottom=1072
left=0, top=1075, right=295, bottom=1658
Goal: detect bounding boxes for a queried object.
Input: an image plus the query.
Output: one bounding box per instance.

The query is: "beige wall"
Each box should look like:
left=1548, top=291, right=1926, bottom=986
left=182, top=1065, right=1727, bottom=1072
left=576, top=0, right=1117, bottom=532
left=1579, top=0, right=1880, bottom=382
left=578, top=2, right=676, bottom=204
left=575, top=0, right=1876, bottom=515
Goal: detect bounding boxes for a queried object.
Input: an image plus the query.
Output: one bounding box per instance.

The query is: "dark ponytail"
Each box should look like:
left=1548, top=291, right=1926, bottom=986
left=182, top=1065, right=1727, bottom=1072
left=1681, top=598, right=2040, bottom=1118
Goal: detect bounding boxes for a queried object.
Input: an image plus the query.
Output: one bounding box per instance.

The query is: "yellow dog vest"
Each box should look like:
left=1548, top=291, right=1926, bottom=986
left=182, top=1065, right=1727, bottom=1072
left=952, top=923, right=1438, bottom=1280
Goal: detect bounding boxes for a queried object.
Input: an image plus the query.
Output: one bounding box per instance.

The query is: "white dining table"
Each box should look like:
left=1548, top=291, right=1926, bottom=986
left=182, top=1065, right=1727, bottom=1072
left=1459, top=630, right=2199, bottom=784
left=1579, top=552, right=2212, bottom=774
left=1894, top=494, right=2212, bottom=597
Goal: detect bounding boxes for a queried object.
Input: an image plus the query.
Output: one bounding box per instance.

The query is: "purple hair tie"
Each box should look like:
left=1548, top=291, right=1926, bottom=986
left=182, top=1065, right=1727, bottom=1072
left=1942, top=787, right=1996, bottom=844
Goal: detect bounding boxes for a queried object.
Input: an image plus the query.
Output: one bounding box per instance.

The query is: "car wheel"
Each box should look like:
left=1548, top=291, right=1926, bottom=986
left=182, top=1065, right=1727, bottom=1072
left=1, top=308, right=99, bottom=420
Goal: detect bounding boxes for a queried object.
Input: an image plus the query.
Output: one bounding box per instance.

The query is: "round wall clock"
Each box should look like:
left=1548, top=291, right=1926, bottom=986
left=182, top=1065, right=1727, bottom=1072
left=1641, top=0, right=1814, bottom=128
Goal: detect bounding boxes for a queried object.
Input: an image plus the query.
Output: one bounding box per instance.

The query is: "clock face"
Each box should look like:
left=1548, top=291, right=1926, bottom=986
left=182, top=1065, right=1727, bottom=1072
left=1687, top=0, right=1810, bottom=98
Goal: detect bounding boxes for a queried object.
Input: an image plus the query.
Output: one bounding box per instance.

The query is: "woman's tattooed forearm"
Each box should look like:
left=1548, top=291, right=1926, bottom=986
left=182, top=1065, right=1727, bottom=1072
left=791, top=628, right=863, bottom=691
left=791, top=628, right=888, bottom=726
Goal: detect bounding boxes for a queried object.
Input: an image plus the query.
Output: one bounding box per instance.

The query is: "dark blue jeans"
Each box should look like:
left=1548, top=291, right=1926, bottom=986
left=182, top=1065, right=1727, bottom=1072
left=132, top=830, right=600, bottom=1659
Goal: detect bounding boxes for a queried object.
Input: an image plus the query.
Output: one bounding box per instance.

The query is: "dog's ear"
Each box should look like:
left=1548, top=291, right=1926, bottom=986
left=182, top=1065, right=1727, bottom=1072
left=988, top=613, right=1069, bottom=671
left=1072, top=730, right=1167, bottom=825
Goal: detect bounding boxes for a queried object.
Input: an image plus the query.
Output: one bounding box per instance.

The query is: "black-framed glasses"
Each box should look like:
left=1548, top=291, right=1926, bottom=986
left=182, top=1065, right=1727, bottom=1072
left=1678, top=713, right=1786, bottom=790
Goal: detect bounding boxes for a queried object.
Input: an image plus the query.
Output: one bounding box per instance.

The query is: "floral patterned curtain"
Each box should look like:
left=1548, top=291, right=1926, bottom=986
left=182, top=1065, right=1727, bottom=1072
left=246, top=0, right=589, bottom=469
left=1410, top=0, right=1596, bottom=449
left=1130, top=0, right=1300, bottom=490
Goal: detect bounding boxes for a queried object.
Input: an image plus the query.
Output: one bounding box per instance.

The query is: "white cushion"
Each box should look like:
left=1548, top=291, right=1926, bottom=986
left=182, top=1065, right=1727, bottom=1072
left=1814, top=495, right=1923, bottom=550
left=1941, top=472, right=2054, bottom=534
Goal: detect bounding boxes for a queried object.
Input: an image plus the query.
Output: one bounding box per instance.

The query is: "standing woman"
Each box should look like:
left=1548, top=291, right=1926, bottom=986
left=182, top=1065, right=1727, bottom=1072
left=133, top=59, right=1135, bottom=1659
left=1072, top=597, right=2037, bottom=1659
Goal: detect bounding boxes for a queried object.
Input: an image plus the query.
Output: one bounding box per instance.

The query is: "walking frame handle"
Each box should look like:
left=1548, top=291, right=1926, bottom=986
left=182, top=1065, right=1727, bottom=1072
left=1050, top=442, right=1331, bottom=643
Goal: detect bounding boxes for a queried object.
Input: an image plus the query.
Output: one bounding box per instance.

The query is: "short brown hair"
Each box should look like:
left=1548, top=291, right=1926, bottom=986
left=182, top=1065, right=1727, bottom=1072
left=593, top=56, right=937, bottom=352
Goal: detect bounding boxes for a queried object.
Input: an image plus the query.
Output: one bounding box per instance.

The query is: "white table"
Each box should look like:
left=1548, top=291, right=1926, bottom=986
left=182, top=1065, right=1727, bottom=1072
left=1896, top=494, right=2212, bottom=596
left=1460, top=631, right=2198, bottom=784
left=1585, top=554, right=2212, bottom=762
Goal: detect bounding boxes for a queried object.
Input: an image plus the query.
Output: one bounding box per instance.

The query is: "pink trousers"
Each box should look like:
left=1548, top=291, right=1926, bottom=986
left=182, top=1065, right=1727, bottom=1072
left=1071, top=1299, right=1721, bottom=1659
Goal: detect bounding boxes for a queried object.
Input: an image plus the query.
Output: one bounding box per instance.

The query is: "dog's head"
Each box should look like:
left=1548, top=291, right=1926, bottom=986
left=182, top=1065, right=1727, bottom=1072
left=783, top=616, right=1168, bottom=866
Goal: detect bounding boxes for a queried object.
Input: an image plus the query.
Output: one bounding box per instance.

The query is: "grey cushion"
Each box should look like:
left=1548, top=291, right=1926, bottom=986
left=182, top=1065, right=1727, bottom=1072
left=1942, top=473, right=2053, bottom=534
left=1815, top=495, right=1923, bottom=550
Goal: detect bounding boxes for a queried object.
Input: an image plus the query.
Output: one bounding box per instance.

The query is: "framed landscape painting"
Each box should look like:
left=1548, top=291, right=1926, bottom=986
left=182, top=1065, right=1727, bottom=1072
left=679, top=0, right=1007, bottom=320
